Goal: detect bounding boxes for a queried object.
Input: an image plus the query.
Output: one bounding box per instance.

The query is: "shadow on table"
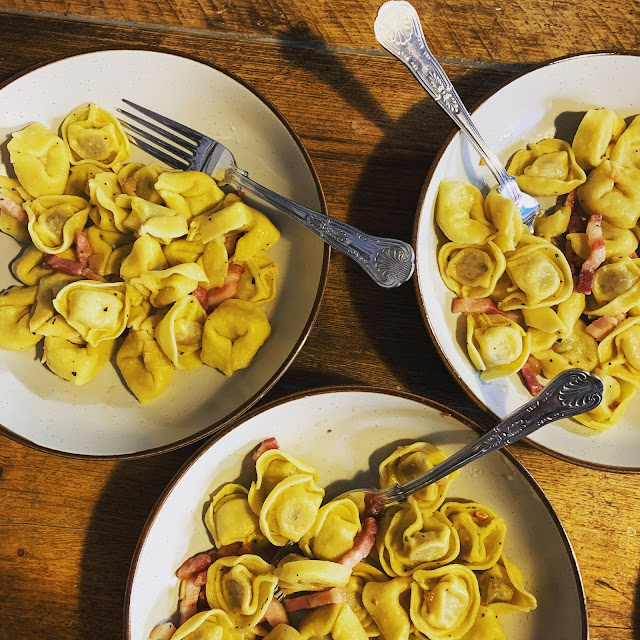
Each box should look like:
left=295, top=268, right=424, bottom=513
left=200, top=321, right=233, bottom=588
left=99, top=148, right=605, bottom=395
left=77, top=449, right=196, bottom=639
left=277, top=24, right=516, bottom=425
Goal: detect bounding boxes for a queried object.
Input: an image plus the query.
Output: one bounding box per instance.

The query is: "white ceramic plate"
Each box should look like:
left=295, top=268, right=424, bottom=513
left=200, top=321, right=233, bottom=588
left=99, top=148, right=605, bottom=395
left=125, top=388, right=586, bottom=640
left=414, top=52, right=640, bottom=470
left=0, top=50, right=328, bottom=457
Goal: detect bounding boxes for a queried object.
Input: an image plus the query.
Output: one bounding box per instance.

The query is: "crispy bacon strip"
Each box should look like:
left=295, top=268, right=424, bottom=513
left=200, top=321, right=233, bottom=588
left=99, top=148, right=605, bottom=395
left=252, top=437, right=279, bottom=461
left=567, top=214, right=587, bottom=233
left=207, top=264, right=244, bottom=310
left=178, top=577, right=201, bottom=625
left=283, top=587, right=349, bottom=613
left=364, top=492, right=387, bottom=518
left=520, top=355, right=542, bottom=396
left=586, top=313, right=626, bottom=341
left=451, top=297, right=519, bottom=321
left=0, top=194, right=28, bottom=225
left=42, top=254, right=106, bottom=282
left=338, top=517, right=377, bottom=568
left=263, top=596, right=288, bottom=627
left=75, top=230, right=92, bottom=268
left=175, top=542, right=242, bottom=580
left=148, top=622, right=176, bottom=640
left=192, top=286, right=208, bottom=311
left=576, top=213, right=606, bottom=294
left=224, top=233, right=239, bottom=256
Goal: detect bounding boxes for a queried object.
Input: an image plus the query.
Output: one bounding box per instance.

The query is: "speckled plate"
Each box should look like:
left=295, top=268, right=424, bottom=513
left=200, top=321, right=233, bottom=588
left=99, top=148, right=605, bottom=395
left=0, top=49, right=329, bottom=457
left=125, top=387, right=586, bottom=640
left=414, top=52, right=640, bottom=470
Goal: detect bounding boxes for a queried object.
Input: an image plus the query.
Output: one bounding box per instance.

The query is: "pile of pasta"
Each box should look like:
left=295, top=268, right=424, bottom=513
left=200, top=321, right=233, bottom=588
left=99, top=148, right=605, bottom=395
left=436, top=107, right=640, bottom=431
left=149, top=438, right=536, bottom=640
left=0, top=103, right=280, bottom=403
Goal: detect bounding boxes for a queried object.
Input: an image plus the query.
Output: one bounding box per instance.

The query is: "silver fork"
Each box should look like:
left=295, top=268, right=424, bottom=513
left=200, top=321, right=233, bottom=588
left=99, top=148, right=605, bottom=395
left=335, top=369, right=603, bottom=514
left=118, top=99, right=415, bottom=288
left=374, top=1, right=540, bottom=230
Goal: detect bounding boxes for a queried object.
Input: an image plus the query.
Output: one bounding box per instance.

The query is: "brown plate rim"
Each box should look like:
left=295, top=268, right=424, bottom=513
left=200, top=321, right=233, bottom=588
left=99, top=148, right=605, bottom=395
left=413, top=49, right=640, bottom=474
left=122, top=384, right=588, bottom=640
left=0, top=46, right=330, bottom=460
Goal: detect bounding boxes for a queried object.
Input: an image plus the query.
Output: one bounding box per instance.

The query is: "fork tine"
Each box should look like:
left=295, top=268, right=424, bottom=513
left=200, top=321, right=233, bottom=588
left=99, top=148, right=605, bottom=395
left=122, top=99, right=206, bottom=143
left=118, top=108, right=199, bottom=151
left=126, top=134, right=190, bottom=170
left=120, top=118, right=195, bottom=162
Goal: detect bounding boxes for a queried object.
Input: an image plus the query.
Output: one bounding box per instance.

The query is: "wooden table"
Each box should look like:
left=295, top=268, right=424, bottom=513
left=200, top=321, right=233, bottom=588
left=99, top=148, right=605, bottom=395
left=0, top=2, right=638, bottom=639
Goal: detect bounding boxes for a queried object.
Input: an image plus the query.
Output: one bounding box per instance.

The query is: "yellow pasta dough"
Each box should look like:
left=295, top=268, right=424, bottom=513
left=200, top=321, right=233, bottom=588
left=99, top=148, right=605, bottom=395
left=7, top=122, right=70, bottom=197
left=0, top=286, right=42, bottom=351
left=297, top=603, right=369, bottom=640
left=572, top=108, right=626, bottom=171
left=155, top=170, right=225, bottom=219
left=61, top=103, right=131, bottom=169
left=0, top=176, right=31, bottom=242
left=43, top=335, right=115, bottom=385
left=205, top=484, right=262, bottom=548
left=274, top=555, right=351, bottom=593
left=477, top=554, right=537, bottom=616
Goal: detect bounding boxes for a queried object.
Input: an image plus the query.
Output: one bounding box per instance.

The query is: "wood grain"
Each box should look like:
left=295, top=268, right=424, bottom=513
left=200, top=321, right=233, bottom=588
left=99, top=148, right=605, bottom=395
left=0, top=10, right=639, bottom=640
left=1, top=0, right=638, bottom=66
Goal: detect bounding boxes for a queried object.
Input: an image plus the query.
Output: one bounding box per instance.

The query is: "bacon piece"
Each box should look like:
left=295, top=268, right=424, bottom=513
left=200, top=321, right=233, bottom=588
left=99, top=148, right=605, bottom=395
left=0, top=194, right=28, bottom=225
left=451, top=297, right=519, bottom=321
left=586, top=313, right=626, bottom=341
left=520, top=356, right=542, bottom=396
left=178, top=577, right=201, bottom=625
left=75, top=230, right=92, bottom=268
left=175, top=542, right=242, bottom=581
left=252, top=437, right=280, bottom=461
left=576, top=213, right=606, bottom=294
left=207, top=264, right=244, bottom=310
left=263, top=597, right=288, bottom=627
left=364, top=492, right=387, bottom=518
left=338, top=517, right=377, bottom=568
left=148, top=622, right=176, bottom=640
left=283, top=587, right=349, bottom=613
left=192, top=286, right=208, bottom=311
left=564, top=190, right=576, bottom=211
left=42, top=254, right=106, bottom=282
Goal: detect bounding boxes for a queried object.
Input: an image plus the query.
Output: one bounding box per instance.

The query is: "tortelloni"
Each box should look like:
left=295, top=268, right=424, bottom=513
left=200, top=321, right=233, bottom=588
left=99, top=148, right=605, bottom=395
left=598, top=317, right=640, bottom=383
left=117, top=162, right=165, bottom=203
left=378, top=501, right=460, bottom=576
left=438, top=240, right=506, bottom=299
left=440, top=503, right=507, bottom=571
left=257, top=474, right=325, bottom=546
left=477, top=554, right=537, bottom=616
left=170, top=609, right=240, bottom=640
left=130, top=263, right=207, bottom=308
left=155, top=295, right=206, bottom=370
left=507, top=138, right=586, bottom=196
left=205, top=554, right=278, bottom=629
left=53, top=281, right=130, bottom=346
left=409, top=565, right=481, bottom=640
left=118, top=195, right=189, bottom=242
left=61, top=103, right=130, bottom=169
left=345, top=562, right=388, bottom=636
left=434, top=181, right=495, bottom=246
left=482, top=188, right=524, bottom=253
left=379, top=442, right=457, bottom=512
left=566, top=219, right=638, bottom=261
left=572, top=108, right=627, bottom=171
left=299, top=498, right=362, bottom=561
left=24, top=195, right=91, bottom=254
left=274, top=555, right=352, bottom=594
left=466, top=314, right=530, bottom=381
left=609, top=114, right=640, bottom=170
left=155, top=171, right=225, bottom=219
left=0, top=286, right=42, bottom=351
left=205, top=484, right=262, bottom=548
left=201, top=299, right=271, bottom=377
left=297, top=603, right=369, bottom=640
left=116, top=329, right=174, bottom=404
left=500, top=235, right=572, bottom=310
left=43, top=336, right=115, bottom=385
left=578, top=160, right=640, bottom=228
left=460, top=606, right=505, bottom=640
left=7, top=122, right=70, bottom=197
left=588, top=257, right=640, bottom=316
left=573, top=368, right=636, bottom=431
left=362, top=577, right=412, bottom=640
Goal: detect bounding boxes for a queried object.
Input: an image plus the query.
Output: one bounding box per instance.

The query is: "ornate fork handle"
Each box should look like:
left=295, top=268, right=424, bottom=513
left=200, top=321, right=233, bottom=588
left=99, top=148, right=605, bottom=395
left=390, top=369, right=604, bottom=503
left=224, top=168, right=415, bottom=288
left=374, top=1, right=516, bottom=196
